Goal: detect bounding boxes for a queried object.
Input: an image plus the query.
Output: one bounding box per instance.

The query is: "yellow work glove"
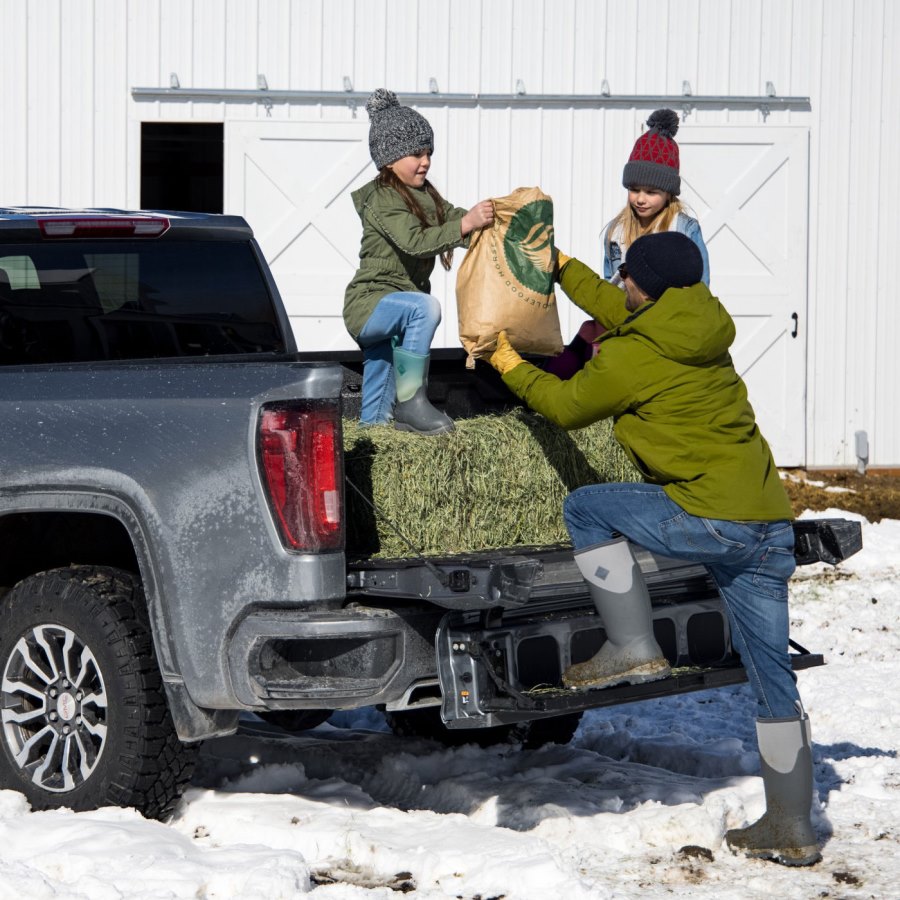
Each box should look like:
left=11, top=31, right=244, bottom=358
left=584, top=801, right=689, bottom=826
left=553, top=247, right=572, bottom=281
left=488, top=330, right=524, bottom=375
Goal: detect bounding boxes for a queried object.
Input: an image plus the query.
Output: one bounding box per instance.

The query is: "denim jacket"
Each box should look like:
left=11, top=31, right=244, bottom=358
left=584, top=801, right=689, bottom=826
left=602, top=212, right=710, bottom=285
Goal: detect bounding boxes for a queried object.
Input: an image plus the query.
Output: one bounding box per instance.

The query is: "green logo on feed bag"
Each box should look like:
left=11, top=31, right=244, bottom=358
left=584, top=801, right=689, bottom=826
left=503, top=200, right=555, bottom=294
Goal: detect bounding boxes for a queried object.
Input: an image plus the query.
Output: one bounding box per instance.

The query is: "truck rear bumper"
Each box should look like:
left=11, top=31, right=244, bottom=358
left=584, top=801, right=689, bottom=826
left=224, top=524, right=851, bottom=716
left=228, top=603, right=443, bottom=709
left=224, top=584, right=826, bottom=725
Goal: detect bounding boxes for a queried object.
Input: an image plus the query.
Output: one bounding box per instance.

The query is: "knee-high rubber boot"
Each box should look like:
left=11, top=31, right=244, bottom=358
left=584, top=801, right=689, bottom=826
left=562, top=537, right=671, bottom=690
left=392, top=346, right=454, bottom=435
left=725, top=712, right=821, bottom=866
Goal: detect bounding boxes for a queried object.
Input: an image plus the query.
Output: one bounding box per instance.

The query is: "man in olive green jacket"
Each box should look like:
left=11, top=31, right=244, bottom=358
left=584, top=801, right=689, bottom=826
left=490, top=231, right=820, bottom=867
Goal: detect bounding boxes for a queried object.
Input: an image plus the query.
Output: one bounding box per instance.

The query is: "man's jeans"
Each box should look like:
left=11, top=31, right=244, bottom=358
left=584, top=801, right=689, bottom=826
left=564, top=482, right=800, bottom=719
left=356, top=292, right=441, bottom=425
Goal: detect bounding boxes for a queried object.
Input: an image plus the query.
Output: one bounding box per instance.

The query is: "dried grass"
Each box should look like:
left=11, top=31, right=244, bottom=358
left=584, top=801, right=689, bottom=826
left=343, top=410, right=639, bottom=557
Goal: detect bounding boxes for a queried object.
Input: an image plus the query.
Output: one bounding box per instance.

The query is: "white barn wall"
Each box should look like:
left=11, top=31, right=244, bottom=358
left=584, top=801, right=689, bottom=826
left=875, top=0, right=900, bottom=474
left=0, top=0, right=897, bottom=468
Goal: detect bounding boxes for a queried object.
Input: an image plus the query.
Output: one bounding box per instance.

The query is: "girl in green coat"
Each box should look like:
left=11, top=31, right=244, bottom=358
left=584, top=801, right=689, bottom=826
left=344, top=89, right=494, bottom=434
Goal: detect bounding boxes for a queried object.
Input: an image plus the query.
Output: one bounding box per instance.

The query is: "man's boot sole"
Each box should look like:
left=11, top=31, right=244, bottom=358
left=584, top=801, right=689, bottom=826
left=563, top=658, right=671, bottom=691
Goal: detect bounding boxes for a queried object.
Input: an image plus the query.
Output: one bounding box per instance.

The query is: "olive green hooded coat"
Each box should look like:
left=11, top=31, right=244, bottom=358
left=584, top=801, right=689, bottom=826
left=343, top=179, right=469, bottom=340
left=503, top=258, right=792, bottom=521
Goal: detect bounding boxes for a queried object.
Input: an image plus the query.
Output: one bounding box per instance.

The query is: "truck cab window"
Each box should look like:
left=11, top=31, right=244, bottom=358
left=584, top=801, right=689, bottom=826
left=0, top=240, right=285, bottom=364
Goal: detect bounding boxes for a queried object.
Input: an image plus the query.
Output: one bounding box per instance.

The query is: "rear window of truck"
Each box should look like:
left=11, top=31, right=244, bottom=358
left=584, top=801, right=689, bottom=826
left=0, top=239, right=286, bottom=364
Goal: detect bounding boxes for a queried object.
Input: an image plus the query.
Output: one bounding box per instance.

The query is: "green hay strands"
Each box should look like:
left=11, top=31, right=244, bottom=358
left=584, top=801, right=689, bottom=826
left=343, top=410, right=639, bottom=558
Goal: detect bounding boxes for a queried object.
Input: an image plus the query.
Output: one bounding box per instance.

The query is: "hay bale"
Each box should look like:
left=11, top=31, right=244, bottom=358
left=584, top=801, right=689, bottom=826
left=343, top=410, right=639, bottom=557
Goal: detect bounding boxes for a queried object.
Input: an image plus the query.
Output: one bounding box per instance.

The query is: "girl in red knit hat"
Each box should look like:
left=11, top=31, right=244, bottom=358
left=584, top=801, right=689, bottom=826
left=603, top=109, right=709, bottom=286
left=541, top=110, right=709, bottom=379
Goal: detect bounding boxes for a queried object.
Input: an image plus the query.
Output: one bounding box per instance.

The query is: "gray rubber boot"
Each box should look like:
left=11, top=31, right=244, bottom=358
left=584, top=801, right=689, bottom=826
left=562, top=537, right=671, bottom=690
left=725, top=711, right=821, bottom=866
left=392, top=346, right=454, bottom=435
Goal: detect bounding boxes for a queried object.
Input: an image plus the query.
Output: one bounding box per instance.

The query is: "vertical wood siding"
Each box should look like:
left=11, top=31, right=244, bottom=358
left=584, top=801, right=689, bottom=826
left=0, top=0, right=896, bottom=467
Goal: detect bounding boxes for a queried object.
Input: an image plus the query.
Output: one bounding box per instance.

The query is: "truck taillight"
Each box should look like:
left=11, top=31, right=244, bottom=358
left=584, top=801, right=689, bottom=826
left=258, top=401, right=344, bottom=552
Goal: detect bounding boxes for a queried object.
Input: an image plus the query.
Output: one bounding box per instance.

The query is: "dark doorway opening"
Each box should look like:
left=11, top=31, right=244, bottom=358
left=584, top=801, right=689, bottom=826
left=141, top=123, right=224, bottom=213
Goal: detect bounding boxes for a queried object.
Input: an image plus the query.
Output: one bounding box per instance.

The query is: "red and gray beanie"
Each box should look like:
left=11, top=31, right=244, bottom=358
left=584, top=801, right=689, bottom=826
left=366, top=88, right=434, bottom=170
left=622, top=109, right=681, bottom=196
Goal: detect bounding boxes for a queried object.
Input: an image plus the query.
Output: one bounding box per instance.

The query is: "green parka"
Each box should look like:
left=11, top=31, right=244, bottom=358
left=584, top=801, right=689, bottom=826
left=343, top=180, right=470, bottom=340
left=503, top=258, right=792, bottom=521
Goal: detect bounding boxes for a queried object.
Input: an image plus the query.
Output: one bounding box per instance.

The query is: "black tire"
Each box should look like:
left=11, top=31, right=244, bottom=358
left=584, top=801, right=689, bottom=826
left=0, top=565, right=198, bottom=820
left=257, top=709, right=333, bottom=732
left=384, top=707, right=583, bottom=749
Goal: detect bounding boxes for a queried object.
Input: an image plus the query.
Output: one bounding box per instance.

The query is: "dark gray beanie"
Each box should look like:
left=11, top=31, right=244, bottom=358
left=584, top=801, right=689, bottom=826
left=624, top=232, right=703, bottom=300
left=366, top=88, right=434, bottom=169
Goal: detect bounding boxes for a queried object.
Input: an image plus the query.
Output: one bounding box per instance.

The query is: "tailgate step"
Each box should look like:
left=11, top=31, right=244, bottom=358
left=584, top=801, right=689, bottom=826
left=436, top=603, right=825, bottom=729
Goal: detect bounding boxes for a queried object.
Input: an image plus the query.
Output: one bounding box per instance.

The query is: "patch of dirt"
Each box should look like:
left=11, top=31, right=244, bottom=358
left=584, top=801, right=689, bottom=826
left=781, top=469, right=900, bottom=522
left=832, top=870, right=863, bottom=886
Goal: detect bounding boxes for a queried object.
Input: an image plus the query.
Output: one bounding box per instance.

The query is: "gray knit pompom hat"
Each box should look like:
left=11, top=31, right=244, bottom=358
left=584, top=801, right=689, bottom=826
left=366, top=88, right=434, bottom=169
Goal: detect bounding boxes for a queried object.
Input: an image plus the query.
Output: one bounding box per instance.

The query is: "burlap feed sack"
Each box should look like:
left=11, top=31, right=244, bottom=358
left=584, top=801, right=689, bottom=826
left=456, top=186, right=564, bottom=368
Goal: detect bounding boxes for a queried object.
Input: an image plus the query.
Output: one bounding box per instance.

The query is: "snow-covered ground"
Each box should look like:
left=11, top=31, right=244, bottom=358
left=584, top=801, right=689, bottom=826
left=1, top=509, right=897, bottom=900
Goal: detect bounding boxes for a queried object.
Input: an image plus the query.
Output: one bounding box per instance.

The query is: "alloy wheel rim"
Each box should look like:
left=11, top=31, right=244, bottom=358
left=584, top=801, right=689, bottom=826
left=1, top=623, right=108, bottom=793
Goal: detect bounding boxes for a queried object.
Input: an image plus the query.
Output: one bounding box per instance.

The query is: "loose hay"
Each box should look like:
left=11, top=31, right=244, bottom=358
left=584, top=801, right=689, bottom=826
left=343, top=409, right=640, bottom=557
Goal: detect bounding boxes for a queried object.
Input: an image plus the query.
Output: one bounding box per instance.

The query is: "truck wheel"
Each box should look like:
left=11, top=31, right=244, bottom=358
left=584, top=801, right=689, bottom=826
left=384, top=708, right=582, bottom=749
left=256, top=709, right=333, bottom=732
left=0, top=565, right=197, bottom=820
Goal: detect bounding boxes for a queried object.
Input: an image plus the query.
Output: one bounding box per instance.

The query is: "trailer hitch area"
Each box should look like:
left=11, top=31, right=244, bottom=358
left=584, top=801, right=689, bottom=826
left=436, top=614, right=539, bottom=729
left=485, top=558, right=543, bottom=608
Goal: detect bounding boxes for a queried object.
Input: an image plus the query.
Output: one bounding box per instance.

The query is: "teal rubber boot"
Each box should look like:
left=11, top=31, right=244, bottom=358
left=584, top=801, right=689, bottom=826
left=392, top=346, right=454, bottom=435
left=562, top=537, right=671, bottom=690
left=726, top=712, right=821, bottom=866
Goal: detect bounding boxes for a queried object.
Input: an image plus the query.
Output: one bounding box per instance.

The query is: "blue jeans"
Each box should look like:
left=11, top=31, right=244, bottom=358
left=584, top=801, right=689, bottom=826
left=356, top=292, right=442, bottom=424
left=563, top=482, right=800, bottom=719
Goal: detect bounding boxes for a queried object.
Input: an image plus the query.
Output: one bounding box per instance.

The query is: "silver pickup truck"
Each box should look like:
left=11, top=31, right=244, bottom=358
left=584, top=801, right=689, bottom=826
left=0, top=207, right=861, bottom=820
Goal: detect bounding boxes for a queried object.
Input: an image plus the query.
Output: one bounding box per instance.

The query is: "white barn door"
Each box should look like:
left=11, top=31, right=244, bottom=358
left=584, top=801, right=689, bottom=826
left=224, top=121, right=371, bottom=351
left=679, top=126, right=809, bottom=466
left=225, top=118, right=809, bottom=465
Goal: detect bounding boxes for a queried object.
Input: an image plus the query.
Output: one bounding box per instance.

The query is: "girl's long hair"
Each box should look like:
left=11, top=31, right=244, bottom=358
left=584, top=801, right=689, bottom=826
left=376, top=167, right=454, bottom=270
left=609, top=195, right=686, bottom=247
